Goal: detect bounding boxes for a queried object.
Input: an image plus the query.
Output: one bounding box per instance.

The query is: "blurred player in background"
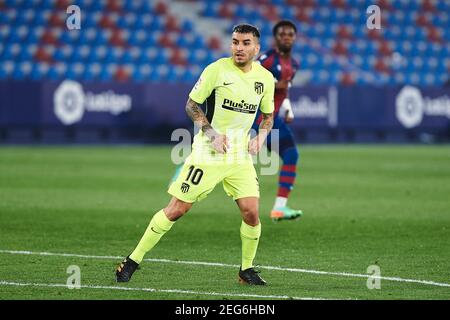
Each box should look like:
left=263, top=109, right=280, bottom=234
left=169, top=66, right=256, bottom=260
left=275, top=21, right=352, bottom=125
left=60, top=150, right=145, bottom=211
left=254, top=20, right=303, bottom=221
left=116, top=24, right=274, bottom=285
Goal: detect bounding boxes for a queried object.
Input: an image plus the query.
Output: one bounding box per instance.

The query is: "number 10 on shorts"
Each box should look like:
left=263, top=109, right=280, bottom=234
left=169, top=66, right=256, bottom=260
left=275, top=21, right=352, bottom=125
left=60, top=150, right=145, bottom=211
left=186, top=166, right=204, bottom=185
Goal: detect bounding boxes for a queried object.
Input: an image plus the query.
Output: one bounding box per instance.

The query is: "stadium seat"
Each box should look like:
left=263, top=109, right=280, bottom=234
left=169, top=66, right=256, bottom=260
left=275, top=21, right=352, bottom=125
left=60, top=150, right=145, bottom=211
left=0, top=0, right=447, bottom=86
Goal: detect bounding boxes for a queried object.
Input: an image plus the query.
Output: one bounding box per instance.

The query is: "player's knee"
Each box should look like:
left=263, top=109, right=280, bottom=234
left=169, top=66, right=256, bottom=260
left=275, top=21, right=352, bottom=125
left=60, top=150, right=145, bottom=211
left=164, top=198, right=192, bottom=221
left=241, top=207, right=259, bottom=226
left=282, top=146, right=300, bottom=165
left=164, top=205, right=189, bottom=221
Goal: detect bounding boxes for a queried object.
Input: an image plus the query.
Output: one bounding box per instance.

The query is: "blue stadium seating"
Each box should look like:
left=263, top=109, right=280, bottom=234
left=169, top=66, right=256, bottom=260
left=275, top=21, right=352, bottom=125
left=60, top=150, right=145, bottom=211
left=0, top=0, right=448, bottom=85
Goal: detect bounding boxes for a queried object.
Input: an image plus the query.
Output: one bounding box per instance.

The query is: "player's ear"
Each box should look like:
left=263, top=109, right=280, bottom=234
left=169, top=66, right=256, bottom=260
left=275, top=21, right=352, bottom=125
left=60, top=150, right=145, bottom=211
left=254, top=42, right=260, bottom=56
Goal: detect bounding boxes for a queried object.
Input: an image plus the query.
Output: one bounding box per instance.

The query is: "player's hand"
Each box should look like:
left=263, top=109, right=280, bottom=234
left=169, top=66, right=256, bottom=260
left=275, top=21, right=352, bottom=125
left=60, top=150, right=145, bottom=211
left=284, top=110, right=294, bottom=123
left=210, top=134, right=229, bottom=154
left=280, top=98, right=294, bottom=123
left=248, top=136, right=264, bottom=155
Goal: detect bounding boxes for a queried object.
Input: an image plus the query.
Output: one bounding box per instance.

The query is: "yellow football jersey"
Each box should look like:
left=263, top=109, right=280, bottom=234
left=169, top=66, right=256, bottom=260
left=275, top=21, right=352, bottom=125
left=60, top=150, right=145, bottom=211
left=188, top=57, right=274, bottom=164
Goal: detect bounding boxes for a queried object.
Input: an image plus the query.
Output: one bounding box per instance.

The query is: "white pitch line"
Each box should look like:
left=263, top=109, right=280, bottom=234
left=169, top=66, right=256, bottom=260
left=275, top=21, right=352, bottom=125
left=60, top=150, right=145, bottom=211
left=0, top=281, right=325, bottom=300
left=1, top=249, right=449, bottom=288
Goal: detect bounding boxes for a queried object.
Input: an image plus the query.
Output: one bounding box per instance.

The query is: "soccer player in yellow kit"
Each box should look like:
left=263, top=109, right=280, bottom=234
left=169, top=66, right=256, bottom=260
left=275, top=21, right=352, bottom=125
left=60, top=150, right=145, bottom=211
left=116, top=24, right=274, bottom=285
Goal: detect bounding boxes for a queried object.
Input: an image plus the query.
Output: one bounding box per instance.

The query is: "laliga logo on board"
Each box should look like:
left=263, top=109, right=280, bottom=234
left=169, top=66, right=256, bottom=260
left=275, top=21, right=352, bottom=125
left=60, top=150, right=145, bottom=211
left=292, top=96, right=329, bottom=118
left=396, top=86, right=450, bottom=128
left=54, top=80, right=85, bottom=125
left=395, top=86, right=424, bottom=128
left=54, top=80, right=132, bottom=125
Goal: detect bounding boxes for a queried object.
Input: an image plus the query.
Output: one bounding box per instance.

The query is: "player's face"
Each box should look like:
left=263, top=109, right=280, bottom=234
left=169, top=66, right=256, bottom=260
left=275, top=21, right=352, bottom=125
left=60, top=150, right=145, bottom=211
left=275, top=26, right=296, bottom=53
left=231, top=32, right=260, bottom=67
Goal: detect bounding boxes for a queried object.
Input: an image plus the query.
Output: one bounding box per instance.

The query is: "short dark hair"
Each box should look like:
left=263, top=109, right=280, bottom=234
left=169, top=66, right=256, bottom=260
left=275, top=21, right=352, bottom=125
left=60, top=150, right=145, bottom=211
left=232, top=24, right=260, bottom=39
left=272, top=20, right=297, bottom=36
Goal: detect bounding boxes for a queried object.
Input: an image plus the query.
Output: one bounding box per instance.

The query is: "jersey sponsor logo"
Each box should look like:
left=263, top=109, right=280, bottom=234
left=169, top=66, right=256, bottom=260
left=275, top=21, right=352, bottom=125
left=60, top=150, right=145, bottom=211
left=222, top=98, right=258, bottom=114
left=223, top=82, right=234, bottom=86
left=181, top=182, right=190, bottom=193
left=254, top=82, right=264, bottom=94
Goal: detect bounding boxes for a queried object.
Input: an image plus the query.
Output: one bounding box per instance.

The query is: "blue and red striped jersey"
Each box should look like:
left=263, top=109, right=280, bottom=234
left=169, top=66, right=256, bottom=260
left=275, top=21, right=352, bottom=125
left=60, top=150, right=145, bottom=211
left=258, top=48, right=299, bottom=115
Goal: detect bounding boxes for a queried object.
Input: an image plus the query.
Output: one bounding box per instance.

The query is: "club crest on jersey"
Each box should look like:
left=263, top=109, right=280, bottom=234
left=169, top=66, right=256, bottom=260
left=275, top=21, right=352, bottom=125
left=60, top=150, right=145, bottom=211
left=181, top=182, right=190, bottom=193
left=254, top=82, right=264, bottom=94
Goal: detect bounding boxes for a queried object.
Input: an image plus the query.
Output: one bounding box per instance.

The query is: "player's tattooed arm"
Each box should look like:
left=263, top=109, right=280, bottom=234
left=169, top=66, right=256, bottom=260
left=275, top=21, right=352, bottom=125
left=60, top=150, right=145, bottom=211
left=258, top=112, right=274, bottom=140
left=185, top=98, right=216, bottom=140
left=185, top=98, right=229, bottom=153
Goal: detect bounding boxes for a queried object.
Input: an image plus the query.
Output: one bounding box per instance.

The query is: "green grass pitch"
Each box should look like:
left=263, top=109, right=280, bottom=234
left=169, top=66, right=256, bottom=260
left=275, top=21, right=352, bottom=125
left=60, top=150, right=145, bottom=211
left=0, top=145, right=449, bottom=300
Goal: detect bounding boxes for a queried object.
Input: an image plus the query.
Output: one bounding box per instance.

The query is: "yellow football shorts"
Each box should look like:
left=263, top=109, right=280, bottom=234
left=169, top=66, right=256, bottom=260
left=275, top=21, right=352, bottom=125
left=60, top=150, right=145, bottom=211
left=168, top=161, right=260, bottom=203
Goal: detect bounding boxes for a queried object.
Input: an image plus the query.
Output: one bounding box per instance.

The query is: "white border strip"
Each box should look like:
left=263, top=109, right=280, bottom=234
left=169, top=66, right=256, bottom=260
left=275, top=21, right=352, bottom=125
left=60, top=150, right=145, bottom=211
left=1, top=249, right=449, bottom=288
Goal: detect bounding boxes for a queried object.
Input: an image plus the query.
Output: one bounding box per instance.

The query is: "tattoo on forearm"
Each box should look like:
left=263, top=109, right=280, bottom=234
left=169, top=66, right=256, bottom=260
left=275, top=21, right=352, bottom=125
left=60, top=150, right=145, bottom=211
left=185, top=98, right=215, bottom=138
left=259, top=112, right=273, bottom=132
